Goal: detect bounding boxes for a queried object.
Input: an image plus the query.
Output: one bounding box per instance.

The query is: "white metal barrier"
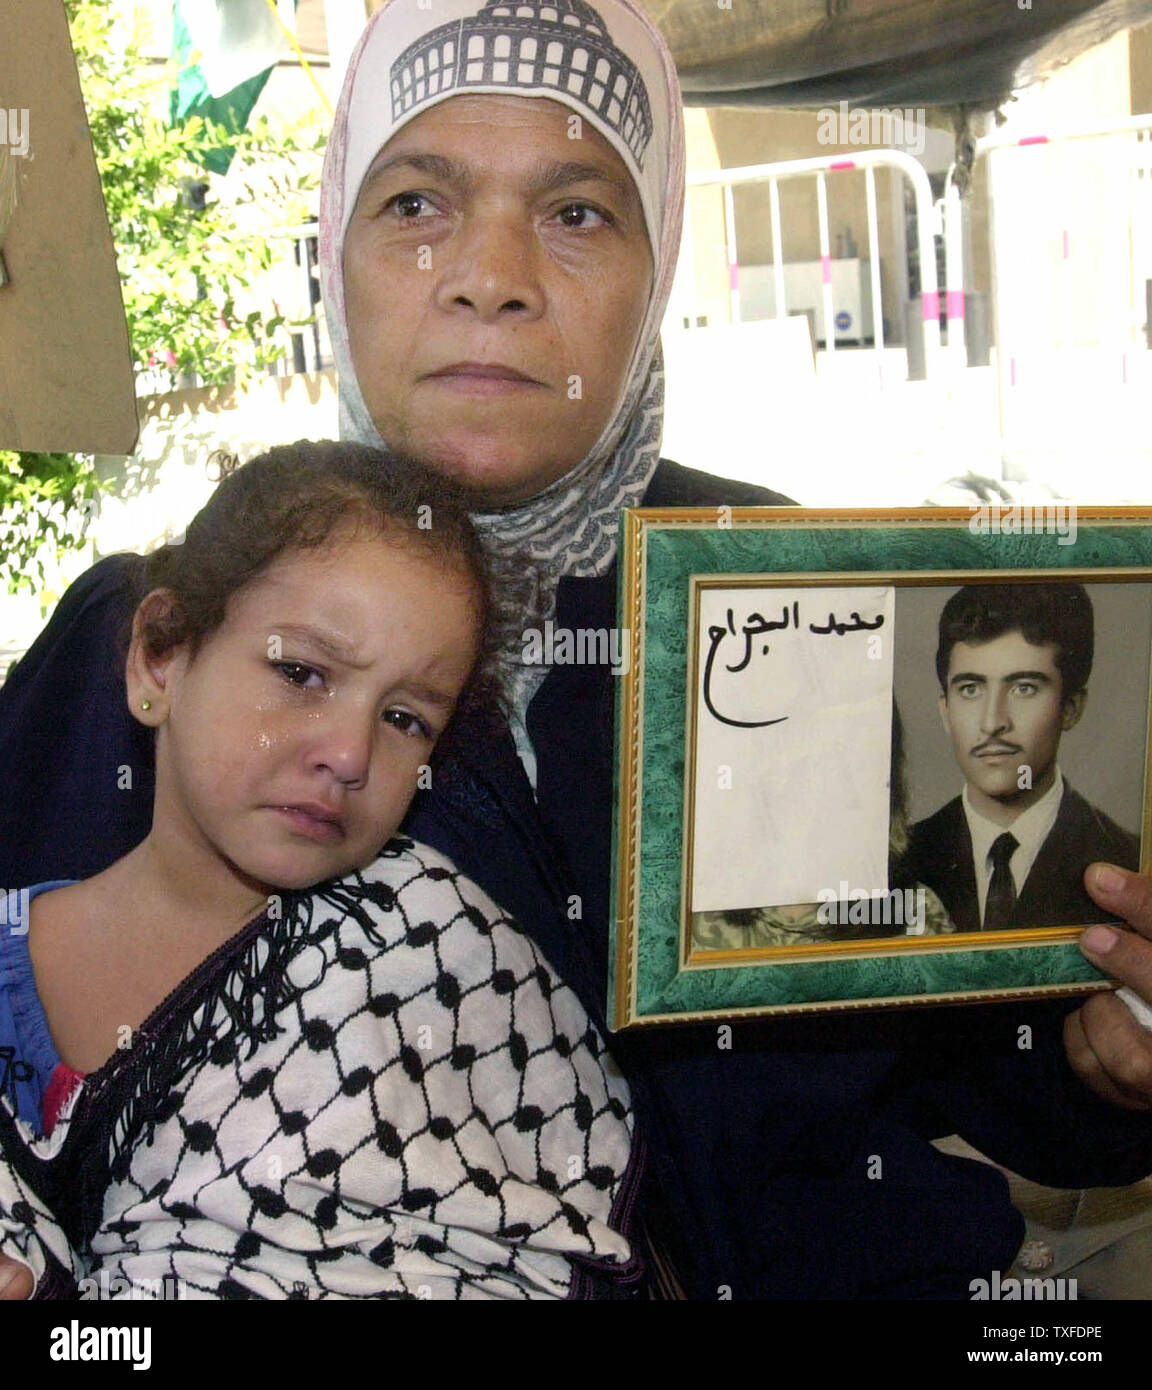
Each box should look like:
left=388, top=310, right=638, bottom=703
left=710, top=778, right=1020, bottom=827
left=945, top=113, right=1152, bottom=369
left=681, top=149, right=942, bottom=375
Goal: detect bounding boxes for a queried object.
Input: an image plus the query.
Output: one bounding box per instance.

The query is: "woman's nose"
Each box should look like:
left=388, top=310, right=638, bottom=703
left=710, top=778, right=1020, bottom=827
left=433, top=212, right=545, bottom=321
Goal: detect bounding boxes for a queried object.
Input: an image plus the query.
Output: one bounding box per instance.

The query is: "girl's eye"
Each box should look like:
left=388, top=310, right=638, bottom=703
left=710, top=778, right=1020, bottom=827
left=382, top=707, right=434, bottom=740
left=385, top=191, right=437, bottom=219
left=275, top=661, right=324, bottom=690
left=554, top=202, right=611, bottom=230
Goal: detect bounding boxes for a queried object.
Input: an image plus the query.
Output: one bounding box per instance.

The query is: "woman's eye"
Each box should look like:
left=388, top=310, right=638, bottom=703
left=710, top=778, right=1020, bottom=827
left=275, top=661, right=324, bottom=690
left=382, top=707, right=433, bottom=740
left=385, top=191, right=437, bottom=219
left=554, top=202, right=611, bottom=229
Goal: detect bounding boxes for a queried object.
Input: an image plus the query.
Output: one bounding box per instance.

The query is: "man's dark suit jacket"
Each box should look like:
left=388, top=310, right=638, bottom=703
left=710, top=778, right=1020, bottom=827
left=906, top=784, right=1141, bottom=932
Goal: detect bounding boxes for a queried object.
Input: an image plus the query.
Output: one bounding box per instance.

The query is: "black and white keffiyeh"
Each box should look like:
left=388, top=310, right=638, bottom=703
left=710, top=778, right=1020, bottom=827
left=0, top=840, right=641, bottom=1300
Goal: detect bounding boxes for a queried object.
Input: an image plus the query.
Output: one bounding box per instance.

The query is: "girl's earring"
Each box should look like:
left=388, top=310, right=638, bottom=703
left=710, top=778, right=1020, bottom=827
left=141, top=699, right=152, bottom=712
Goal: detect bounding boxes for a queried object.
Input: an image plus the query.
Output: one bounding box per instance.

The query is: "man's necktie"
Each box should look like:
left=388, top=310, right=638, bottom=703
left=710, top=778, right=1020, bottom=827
left=983, top=831, right=1019, bottom=931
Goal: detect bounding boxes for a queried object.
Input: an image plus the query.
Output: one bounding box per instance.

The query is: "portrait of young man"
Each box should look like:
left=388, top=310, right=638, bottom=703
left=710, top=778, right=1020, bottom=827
left=905, top=582, right=1141, bottom=933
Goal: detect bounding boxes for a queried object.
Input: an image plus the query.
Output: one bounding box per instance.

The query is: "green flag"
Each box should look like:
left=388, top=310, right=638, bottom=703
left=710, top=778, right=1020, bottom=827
left=170, top=0, right=297, bottom=173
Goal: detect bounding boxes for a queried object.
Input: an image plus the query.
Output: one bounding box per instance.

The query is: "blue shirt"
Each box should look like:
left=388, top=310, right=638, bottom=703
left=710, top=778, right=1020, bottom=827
left=0, top=880, right=78, bottom=1131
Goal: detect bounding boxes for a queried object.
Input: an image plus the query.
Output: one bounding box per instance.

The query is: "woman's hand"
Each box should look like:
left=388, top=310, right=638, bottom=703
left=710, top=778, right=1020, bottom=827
left=1067, top=863, right=1152, bottom=1110
left=0, top=1254, right=33, bottom=1299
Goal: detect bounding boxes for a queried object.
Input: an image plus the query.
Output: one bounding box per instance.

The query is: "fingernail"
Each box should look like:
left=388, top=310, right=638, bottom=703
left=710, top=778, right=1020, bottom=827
left=1090, top=864, right=1127, bottom=895
left=1082, top=925, right=1118, bottom=955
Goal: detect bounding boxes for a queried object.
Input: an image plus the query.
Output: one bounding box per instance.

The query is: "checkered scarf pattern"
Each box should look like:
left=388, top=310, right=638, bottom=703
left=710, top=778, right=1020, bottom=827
left=0, top=841, right=639, bottom=1299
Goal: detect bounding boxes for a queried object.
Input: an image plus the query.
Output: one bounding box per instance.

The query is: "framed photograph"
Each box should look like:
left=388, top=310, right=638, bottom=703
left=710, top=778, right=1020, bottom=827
left=609, top=506, right=1152, bottom=1028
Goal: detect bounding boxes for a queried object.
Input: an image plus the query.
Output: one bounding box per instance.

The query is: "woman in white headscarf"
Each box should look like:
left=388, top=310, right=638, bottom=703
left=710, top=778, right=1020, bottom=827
left=320, top=0, right=696, bottom=737
left=309, top=0, right=787, bottom=979
left=0, top=0, right=791, bottom=1305
left=305, top=0, right=794, bottom=1300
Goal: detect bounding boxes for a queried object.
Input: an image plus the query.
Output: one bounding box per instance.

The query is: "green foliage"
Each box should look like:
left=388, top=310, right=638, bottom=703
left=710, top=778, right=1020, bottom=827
left=0, top=451, right=102, bottom=604
left=0, top=0, right=326, bottom=596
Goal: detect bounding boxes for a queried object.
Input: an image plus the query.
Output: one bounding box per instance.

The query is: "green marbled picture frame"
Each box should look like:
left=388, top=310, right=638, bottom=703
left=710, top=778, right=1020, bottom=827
left=609, top=506, right=1152, bottom=1029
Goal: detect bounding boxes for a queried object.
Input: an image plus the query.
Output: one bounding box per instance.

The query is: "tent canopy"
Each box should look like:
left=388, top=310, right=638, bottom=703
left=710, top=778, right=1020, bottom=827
left=646, top=0, right=1152, bottom=110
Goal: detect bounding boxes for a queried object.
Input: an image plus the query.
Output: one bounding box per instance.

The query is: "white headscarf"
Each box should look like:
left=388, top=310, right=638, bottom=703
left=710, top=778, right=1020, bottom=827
left=319, top=0, right=685, bottom=725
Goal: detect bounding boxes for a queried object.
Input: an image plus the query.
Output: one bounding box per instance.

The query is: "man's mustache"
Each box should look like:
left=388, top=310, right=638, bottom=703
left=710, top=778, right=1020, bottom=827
left=971, top=740, right=1022, bottom=756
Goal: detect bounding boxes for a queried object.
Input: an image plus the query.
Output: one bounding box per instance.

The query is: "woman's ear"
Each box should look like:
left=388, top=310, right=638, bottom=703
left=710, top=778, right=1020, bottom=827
left=125, top=589, right=186, bottom=726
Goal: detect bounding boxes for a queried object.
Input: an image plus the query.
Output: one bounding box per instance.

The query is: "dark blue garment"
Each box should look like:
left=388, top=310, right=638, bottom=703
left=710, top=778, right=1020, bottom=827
left=3, top=458, right=1151, bottom=1299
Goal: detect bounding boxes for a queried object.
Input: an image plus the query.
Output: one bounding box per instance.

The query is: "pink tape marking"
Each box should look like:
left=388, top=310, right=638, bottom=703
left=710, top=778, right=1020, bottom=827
left=729, top=264, right=739, bottom=290
left=1019, top=135, right=1049, bottom=146
left=821, top=255, right=832, bottom=283
left=829, top=159, right=855, bottom=171
left=946, top=290, right=966, bottom=320
left=1063, top=229, right=1070, bottom=259
left=921, top=291, right=940, bottom=320
left=1010, top=357, right=1016, bottom=387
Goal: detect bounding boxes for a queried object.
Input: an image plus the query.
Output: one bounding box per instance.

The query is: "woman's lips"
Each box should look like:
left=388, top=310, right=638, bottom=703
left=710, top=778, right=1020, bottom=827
left=422, top=362, right=544, bottom=397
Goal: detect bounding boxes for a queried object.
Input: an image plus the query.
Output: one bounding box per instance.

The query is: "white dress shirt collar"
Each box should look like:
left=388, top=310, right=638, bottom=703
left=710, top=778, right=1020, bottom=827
left=962, top=769, right=1065, bottom=924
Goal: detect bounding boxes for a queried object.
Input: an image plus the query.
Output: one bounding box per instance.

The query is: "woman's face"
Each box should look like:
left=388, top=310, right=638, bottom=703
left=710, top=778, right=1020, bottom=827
left=342, top=94, right=653, bottom=504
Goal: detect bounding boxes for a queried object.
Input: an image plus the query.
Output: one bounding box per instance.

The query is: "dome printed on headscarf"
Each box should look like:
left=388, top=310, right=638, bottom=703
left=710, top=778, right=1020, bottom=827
left=389, top=0, right=653, bottom=169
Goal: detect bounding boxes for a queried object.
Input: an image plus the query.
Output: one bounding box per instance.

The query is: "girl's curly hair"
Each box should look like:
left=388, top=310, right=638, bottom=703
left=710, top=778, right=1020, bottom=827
left=122, top=440, right=506, bottom=744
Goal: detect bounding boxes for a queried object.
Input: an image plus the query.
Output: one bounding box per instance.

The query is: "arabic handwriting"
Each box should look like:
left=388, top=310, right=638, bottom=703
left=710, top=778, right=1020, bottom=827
left=703, top=600, right=884, bottom=728
left=808, top=611, right=885, bottom=636
left=703, top=617, right=789, bottom=729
